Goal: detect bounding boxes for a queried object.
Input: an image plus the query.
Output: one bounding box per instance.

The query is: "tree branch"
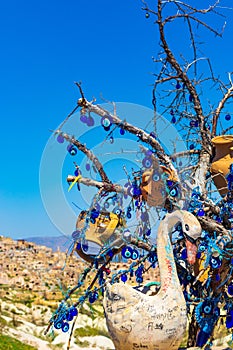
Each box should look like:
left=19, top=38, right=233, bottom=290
left=77, top=98, right=179, bottom=181
left=212, top=73, right=233, bottom=136
left=56, top=131, right=111, bottom=184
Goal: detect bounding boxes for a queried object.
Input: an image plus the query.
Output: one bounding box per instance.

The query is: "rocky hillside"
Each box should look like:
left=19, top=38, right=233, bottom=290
left=0, top=235, right=114, bottom=349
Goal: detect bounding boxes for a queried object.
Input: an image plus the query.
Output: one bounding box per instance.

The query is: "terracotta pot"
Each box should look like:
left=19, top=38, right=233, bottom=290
left=210, top=135, right=233, bottom=196
left=140, top=162, right=177, bottom=207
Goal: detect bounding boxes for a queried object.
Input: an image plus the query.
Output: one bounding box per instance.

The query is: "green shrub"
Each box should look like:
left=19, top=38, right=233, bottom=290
left=0, top=334, right=37, bottom=349
left=74, top=325, right=110, bottom=338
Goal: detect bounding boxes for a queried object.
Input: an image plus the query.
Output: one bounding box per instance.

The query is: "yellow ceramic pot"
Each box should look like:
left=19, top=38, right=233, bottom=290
left=210, top=135, right=233, bottom=196
left=76, top=210, right=122, bottom=247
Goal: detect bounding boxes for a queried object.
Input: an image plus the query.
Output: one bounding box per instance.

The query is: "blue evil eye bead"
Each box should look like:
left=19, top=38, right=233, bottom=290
left=225, top=114, right=231, bottom=121
left=82, top=241, right=88, bottom=252
left=189, top=120, right=196, bottom=127
left=176, top=82, right=181, bottom=89
left=74, top=168, right=81, bottom=176
left=72, top=229, right=82, bottom=241
left=228, top=283, right=233, bottom=296
left=122, top=246, right=133, bottom=259
left=216, top=274, right=220, bottom=281
left=62, top=322, right=69, bottom=333
left=85, top=163, right=91, bottom=171
left=169, top=185, right=179, bottom=197
left=107, top=249, right=114, bottom=257
left=196, top=330, right=210, bottom=347
left=57, top=134, right=64, bottom=143
left=120, top=128, right=125, bottom=135
left=90, top=217, right=96, bottom=224
left=131, top=249, right=139, bottom=260
left=146, top=228, right=151, bottom=236
left=189, top=144, right=194, bottom=150
left=67, top=144, right=77, bottom=156
left=226, top=310, right=233, bottom=328
left=66, top=312, right=73, bottom=322
left=202, top=302, right=212, bottom=315
left=89, top=291, right=98, bottom=303
left=210, top=256, right=222, bottom=269
left=142, top=157, right=152, bottom=168
left=152, top=171, right=161, bottom=182
left=76, top=241, right=82, bottom=250
left=80, top=114, right=88, bottom=123
left=91, top=209, right=99, bottom=219
left=171, top=116, right=176, bottom=123
left=126, top=211, right=132, bottom=219
left=121, top=274, right=128, bottom=283
left=148, top=253, right=157, bottom=263
left=54, top=320, right=64, bottom=329
left=136, top=276, right=143, bottom=284
left=86, top=116, right=94, bottom=127
left=189, top=94, right=193, bottom=102
left=127, top=185, right=134, bottom=197
left=101, top=117, right=112, bottom=128
left=181, top=249, right=187, bottom=259
left=170, top=109, right=174, bottom=115
left=150, top=132, right=156, bottom=138
left=198, top=242, right=206, bottom=252
left=70, top=307, right=78, bottom=317
left=109, top=136, right=114, bottom=144
left=146, top=149, right=153, bottom=157
left=113, top=207, right=122, bottom=216
left=197, top=209, right=205, bottom=216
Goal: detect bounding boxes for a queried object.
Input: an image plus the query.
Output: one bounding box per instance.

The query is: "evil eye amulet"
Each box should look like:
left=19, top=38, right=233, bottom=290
left=131, top=249, right=139, bottom=260
left=122, top=246, right=133, bottom=259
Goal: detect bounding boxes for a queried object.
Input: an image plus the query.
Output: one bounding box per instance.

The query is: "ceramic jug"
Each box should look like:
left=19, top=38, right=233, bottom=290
left=210, top=135, right=233, bottom=196
left=140, top=161, right=177, bottom=207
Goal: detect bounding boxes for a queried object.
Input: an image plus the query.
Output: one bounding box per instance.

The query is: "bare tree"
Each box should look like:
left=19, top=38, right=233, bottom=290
left=45, top=1, right=233, bottom=349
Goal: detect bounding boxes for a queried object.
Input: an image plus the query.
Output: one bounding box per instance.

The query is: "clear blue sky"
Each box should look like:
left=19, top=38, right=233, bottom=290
left=0, top=0, right=233, bottom=238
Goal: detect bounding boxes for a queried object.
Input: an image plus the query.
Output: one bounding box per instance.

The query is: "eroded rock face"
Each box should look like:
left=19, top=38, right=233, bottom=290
left=103, top=282, right=187, bottom=350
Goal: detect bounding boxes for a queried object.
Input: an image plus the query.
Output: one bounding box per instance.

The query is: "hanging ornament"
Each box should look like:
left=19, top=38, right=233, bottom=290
left=225, top=114, right=231, bottom=121
left=62, top=322, right=70, bottom=333
left=57, top=134, right=64, bottom=143
left=145, top=12, right=150, bottom=18
left=109, top=136, right=114, bottom=144
left=85, top=163, right=91, bottom=171
left=190, top=120, right=196, bottom=127
left=171, top=116, right=176, bottom=123
left=101, top=116, right=112, bottom=129
left=142, top=157, right=152, bottom=168
left=80, top=108, right=88, bottom=123
left=131, top=249, right=139, bottom=260
left=176, top=82, right=181, bottom=89
left=226, top=309, right=233, bottom=328
left=170, top=109, right=174, bottom=116
left=86, top=115, right=95, bottom=127
left=209, top=254, right=222, bottom=269
left=122, top=246, right=133, bottom=259
left=67, top=144, right=77, bottom=156
left=228, top=283, right=233, bottom=296
left=197, top=208, right=205, bottom=217
left=121, top=274, right=128, bottom=283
